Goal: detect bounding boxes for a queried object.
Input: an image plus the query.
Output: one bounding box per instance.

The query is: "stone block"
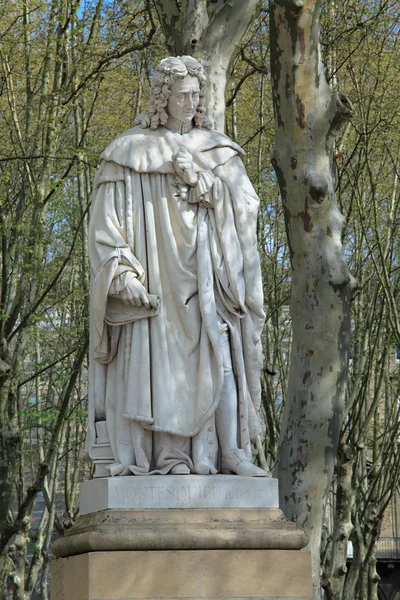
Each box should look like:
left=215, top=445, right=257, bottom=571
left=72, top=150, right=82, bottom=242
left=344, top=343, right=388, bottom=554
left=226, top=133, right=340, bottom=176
left=51, top=549, right=312, bottom=600
left=79, top=475, right=279, bottom=514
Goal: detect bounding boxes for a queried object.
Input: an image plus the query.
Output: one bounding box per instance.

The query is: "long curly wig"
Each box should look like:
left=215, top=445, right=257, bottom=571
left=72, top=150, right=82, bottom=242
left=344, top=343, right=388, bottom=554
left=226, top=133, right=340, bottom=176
left=134, top=56, right=213, bottom=130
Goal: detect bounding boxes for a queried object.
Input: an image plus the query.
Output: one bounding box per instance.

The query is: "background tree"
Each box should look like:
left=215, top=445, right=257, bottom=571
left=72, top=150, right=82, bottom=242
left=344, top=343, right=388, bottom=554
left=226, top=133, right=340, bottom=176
left=319, top=1, right=400, bottom=596
left=269, top=1, right=354, bottom=597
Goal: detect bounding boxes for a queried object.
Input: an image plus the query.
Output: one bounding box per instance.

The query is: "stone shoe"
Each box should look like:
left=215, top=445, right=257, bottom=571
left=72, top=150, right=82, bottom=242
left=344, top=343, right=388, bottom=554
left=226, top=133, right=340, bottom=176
left=170, top=463, right=190, bottom=475
left=193, top=460, right=218, bottom=475
left=221, top=449, right=267, bottom=477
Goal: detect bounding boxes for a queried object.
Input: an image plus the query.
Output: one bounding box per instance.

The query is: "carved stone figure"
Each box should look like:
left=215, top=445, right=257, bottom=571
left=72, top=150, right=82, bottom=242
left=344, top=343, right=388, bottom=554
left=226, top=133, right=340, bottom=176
left=87, top=56, right=266, bottom=478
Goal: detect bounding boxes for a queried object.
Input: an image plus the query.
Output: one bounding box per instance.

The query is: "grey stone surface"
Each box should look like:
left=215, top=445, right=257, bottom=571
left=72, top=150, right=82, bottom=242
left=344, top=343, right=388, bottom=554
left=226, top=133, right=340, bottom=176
left=52, top=507, right=308, bottom=558
left=79, top=475, right=279, bottom=515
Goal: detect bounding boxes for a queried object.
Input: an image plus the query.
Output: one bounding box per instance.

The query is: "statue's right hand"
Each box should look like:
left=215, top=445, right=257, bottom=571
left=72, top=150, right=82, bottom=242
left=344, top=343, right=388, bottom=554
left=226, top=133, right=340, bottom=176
left=119, top=278, right=155, bottom=309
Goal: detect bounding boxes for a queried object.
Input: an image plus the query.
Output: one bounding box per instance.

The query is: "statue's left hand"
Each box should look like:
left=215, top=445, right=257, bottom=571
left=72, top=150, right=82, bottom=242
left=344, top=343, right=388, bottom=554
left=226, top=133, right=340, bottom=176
left=173, top=148, right=199, bottom=187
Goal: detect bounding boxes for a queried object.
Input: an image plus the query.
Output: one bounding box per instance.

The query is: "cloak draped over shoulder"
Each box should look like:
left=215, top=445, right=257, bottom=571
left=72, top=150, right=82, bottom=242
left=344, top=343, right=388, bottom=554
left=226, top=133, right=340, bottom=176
left=87, top=125, right=265, bottom=476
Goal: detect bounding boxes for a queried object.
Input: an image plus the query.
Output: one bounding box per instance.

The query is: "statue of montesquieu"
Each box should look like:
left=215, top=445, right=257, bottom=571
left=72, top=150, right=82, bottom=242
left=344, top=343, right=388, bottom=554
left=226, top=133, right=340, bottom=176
left=87, top=56, right=266, bottom=477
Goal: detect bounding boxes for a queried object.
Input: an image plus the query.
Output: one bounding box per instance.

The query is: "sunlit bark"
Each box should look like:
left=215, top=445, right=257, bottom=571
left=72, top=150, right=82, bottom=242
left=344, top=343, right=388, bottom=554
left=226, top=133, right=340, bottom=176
left=269, top=1, right=354, bottom=596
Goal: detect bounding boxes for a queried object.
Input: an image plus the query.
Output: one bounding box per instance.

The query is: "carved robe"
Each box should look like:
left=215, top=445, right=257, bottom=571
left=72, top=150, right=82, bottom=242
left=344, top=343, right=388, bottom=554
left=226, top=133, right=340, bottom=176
left=87, top=124, right=265, bottom=475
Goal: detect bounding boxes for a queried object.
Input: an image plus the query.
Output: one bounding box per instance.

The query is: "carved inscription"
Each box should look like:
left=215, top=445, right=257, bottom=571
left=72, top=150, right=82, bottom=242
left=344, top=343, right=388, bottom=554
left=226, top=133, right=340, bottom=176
left=110, top=483, right=275, bottom=505
left=79, top=477, right=279, bottom=514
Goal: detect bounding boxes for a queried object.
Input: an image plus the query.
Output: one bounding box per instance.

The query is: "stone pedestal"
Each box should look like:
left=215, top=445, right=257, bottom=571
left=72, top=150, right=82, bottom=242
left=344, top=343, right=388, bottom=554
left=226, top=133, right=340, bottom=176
left=52, top=550, right=312, bottom=600
left=51, top=477, right=312, bottom=600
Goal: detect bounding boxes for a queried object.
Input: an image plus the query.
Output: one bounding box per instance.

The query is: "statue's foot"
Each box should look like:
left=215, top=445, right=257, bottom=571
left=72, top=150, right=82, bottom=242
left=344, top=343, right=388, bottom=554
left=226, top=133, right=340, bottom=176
left=170, top=463, right=190, bottom=475
left=221, top=449, right=267, bottom=477
left=194, top=463, right=218, bottom=475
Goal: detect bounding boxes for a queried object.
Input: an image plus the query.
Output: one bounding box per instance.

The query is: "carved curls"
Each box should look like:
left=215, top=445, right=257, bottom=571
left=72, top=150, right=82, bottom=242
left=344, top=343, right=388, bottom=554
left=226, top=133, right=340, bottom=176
left=134, top=56, right=212, bottom=131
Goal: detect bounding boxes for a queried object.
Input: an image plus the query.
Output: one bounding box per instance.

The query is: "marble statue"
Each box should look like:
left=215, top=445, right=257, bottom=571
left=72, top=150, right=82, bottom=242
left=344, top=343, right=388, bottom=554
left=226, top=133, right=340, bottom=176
left=87, top=56, right=266, bottom=478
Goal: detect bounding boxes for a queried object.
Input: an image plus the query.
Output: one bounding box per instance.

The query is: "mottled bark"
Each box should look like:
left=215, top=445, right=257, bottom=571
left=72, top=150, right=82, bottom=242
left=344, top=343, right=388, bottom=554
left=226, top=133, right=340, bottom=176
left=154, top=0, right=260, bottom=131
left=322, top=445, right=355, bottom=599
left=367, top=557, right=380, bottom=600
left=7, top=515, right=31, bottom=600
left=0, top=381, right=17, bottom=537
left=0, top=554, right=13, bottom=598
left=269, top=0, right=354, bottom=597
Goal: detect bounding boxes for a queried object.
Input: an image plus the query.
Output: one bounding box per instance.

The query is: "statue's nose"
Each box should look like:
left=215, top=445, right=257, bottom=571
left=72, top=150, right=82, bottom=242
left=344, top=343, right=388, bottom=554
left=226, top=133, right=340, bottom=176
left=185, top=95, right=195, bottom=109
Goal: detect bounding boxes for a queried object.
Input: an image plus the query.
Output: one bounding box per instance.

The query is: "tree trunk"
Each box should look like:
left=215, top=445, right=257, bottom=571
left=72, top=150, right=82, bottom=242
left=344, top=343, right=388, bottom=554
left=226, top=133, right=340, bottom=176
left=154, top=0, right=260, bottom=131
left=269, top=1, right=354, bottom=597
left=0, top=380, right=18, bottom=537
left=322, top=445, right=355, bottom=599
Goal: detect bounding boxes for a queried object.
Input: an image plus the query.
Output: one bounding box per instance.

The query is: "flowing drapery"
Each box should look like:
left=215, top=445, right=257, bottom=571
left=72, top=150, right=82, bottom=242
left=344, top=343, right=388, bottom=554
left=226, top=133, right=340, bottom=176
left=87, top=126, right=265, bottom=475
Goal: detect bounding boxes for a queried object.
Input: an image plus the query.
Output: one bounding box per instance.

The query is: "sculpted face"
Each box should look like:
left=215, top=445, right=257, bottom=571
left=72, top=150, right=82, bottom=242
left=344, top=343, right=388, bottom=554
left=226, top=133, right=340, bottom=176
left=167, top=75, right=200, bottom=123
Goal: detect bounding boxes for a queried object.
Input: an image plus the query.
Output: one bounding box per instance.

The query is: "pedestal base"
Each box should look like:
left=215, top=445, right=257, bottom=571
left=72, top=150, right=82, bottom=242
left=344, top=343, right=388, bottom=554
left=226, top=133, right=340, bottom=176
left=51, top=478, right=312, bottom=599
left=52, top=508, right=307, bottom=556
left=51, top=549, right=312, bottom=600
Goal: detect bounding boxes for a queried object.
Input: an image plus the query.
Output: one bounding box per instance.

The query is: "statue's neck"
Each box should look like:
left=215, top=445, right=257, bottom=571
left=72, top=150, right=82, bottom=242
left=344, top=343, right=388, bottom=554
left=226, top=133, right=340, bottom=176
left=165, top=115, right=194, bottom=134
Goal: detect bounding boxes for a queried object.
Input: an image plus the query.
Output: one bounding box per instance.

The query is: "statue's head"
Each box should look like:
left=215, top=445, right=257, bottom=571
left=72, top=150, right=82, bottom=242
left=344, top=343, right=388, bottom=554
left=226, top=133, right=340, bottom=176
left=134, top=56, right=212, bottom=130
